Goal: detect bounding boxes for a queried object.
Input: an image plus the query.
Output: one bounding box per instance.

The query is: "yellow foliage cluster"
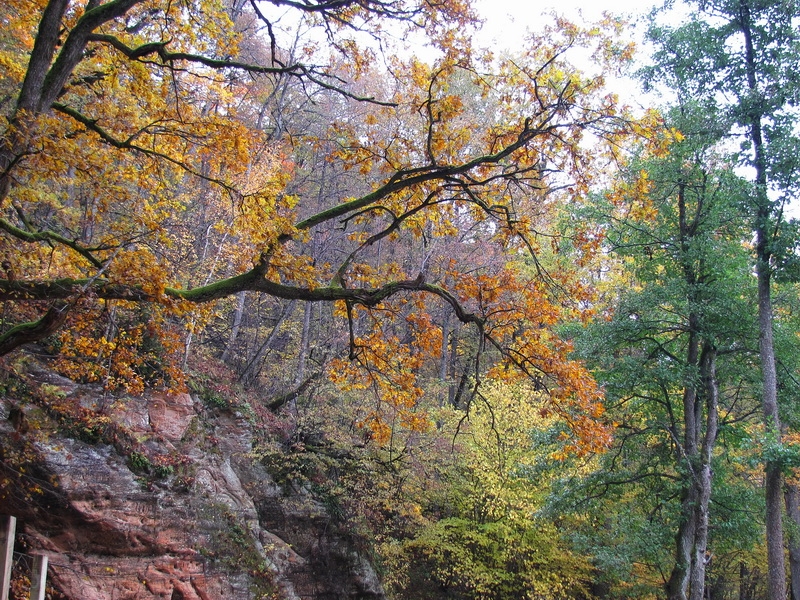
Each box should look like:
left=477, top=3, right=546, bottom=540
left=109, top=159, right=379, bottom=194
left=0, top=0, right=665, bottom=458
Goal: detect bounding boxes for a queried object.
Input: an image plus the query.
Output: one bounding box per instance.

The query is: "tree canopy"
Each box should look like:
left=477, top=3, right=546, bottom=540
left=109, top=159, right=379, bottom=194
left=6, top=0, right=800, bottom=598
left=0, top=0, right=663, bottom=449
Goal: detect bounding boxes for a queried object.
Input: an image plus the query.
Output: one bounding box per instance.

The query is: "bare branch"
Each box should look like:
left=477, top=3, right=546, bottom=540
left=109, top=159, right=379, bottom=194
left=87, top=34, right=397, bottom=106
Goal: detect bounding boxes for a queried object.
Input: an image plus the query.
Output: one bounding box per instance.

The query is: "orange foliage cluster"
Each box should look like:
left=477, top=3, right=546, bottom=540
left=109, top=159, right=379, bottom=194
left=0, top=0, right=668, bottom=455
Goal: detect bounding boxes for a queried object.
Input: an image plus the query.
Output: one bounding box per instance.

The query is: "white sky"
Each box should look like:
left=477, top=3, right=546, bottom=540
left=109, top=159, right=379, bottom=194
left=471, top=0, right=668, bottom=111
left=473, top=0, right=657, bottom=45
left=473, top=0, right=663, bottom=43
left=265, top=0, right=678, bottom=109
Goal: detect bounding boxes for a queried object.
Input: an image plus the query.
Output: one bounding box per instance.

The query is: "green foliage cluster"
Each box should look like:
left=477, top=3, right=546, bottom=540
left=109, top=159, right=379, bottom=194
left=260, top=444, right=357, bottom=523
left=193, top=382, right=231, bottom=411
left=127, top=450, right=176, bottom=478
left=395, top=518, right=592, bottom=599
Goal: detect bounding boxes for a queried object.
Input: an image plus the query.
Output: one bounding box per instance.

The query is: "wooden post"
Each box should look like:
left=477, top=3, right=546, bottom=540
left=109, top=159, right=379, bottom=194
left=0, top=515, right=16, bottom=600
left=28, top=554, right=47, bottom=600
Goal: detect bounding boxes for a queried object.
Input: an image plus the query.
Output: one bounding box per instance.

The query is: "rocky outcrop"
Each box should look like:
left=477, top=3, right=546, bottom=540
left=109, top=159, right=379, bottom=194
left=0, top=360, right=385, bottom=599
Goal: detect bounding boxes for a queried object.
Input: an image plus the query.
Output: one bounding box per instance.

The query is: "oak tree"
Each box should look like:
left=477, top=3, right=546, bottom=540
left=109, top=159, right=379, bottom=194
left=0, top=0, right=651, bottom=447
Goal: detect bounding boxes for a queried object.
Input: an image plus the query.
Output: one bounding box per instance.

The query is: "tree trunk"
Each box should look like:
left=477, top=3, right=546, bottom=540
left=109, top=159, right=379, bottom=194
left=739, top=561, right=755, bottom=600
left=221, top=291, right=247, bottom=363
left=668, top=487, right=697, bottom=600
left=759, top=260, right=786, bottom=600
left=239, top=300, right=296, bottom=386
left=667, top=311, right=700, bottom=600
left=739, top=2, right=786, bottom=595
left=294, top=300, right=312, bottom=386
left=447, top=319, right=461, bottom=406
left=439, top=309, right=451, bottom=406
left=688, top=345, right=718, bottom=600
left=785, top=483, right=800, bottom=600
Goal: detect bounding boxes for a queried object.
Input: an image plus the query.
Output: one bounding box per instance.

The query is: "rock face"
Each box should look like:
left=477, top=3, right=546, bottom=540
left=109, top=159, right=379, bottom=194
left=0, top=362, right=385, bottom=600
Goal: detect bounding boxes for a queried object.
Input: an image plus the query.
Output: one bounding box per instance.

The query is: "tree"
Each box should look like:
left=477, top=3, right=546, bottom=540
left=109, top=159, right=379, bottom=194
left=645, top=1, right=800, bottom=595
left=0, top=0, right=652, bottom=446
left=380, top=381, right=596, bottom=599
left=569, top=104, right=760, bottom=599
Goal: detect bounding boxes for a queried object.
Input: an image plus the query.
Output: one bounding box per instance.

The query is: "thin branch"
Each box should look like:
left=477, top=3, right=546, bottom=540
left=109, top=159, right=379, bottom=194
left=87, top=34, right=397, bottom=106
left=52, top=103, right=237, bottom=193
left=295, top=117, right=541, bottom=231
left=0, top=217, right=104, bottom=269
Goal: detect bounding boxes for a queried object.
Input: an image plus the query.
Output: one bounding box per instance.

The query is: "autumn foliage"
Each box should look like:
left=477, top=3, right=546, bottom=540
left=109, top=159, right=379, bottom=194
left=0, top=0, right=666, bottom=452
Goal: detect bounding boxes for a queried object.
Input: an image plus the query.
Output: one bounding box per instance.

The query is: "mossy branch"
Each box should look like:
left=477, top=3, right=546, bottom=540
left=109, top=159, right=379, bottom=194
left=0, top=269, right=484, bottom=355
left=0, top=302, right=70, bottom=355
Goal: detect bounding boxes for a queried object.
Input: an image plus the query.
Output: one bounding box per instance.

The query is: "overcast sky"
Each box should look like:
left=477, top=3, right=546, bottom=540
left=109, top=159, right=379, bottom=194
left=470, top=0, right=671, bottom=110
left=473, top=0, right=661, bottom=47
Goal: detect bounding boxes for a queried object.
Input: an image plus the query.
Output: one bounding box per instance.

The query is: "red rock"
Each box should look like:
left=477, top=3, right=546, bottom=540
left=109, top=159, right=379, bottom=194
left=0, top=365, right=386, bottom=600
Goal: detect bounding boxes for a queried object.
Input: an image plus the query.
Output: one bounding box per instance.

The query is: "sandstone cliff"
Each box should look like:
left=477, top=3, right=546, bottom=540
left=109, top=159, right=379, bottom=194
left=0, top=357, right=385, bottom=599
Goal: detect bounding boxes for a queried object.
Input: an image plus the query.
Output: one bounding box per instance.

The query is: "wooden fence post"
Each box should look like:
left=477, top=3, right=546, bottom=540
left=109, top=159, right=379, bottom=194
left=28, top=554, right=47, bottom=600
left=0, top=515, right=16, bottom=600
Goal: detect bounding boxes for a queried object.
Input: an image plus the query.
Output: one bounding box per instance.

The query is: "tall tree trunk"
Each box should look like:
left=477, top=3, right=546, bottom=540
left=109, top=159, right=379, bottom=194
left=239, top=300, right=296, bottom=386
left=668, top=178, right=721, bottom=600
left=688, top=345, right=718, bottom=600
left=759, top=260, right=785, bottom=600
left=785, top=484, right=800, bottom=600
left=739, top=2, right=786, bottom=595
left=294, top=300, right=312, bottom=386
left=668, top=488, right=697, bottom=600
left=740, top=561, right=755, bottom=600
left=439, top=309, right=451, bottom=406
left=667, top=326, right=700, bottom=600
left=447, top=319, right=461, bottom=406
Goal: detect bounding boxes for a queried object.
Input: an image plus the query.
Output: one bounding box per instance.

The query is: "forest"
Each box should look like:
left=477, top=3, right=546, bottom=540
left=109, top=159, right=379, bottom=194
left=1, top=0, right=800, bottom=598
